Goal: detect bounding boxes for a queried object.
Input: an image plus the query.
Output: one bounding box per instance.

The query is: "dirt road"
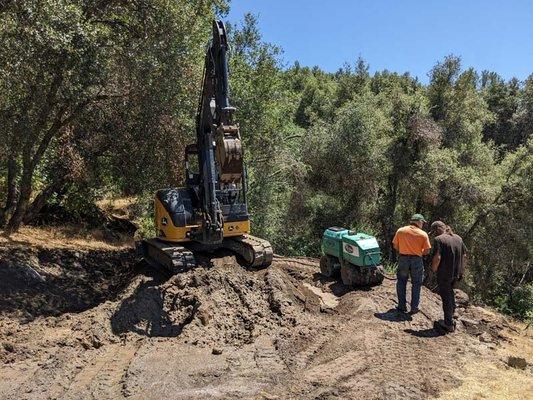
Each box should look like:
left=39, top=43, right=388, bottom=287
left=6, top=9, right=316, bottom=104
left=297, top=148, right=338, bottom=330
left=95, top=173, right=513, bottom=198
left=1, top=243, right=531, bottom=399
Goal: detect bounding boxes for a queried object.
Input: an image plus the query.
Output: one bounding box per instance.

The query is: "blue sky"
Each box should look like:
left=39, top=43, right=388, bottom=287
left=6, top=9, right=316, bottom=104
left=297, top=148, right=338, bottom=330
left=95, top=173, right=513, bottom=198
left=226, top=0, right=533, bottom=83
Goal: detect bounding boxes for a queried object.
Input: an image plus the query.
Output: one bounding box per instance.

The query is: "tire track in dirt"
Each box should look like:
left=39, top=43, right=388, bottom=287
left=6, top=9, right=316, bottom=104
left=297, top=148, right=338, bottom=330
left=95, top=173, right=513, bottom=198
left=59, top=342, right=141, bottom=399
left=22, top=341, right=143, bottom=400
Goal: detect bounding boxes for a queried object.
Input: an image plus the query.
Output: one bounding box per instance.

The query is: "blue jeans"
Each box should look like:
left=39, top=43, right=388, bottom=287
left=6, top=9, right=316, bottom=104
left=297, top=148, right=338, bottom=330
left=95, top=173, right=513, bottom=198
left=396, top=255, right=424, bottom=311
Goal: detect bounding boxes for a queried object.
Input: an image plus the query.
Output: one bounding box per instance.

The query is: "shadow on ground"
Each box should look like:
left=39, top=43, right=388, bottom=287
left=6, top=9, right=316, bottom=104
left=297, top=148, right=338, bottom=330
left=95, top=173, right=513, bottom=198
left=0, top=246, right=137, bottom=320
left=109, top=264, right=186, bottom=337
left=374, top=308, right=413, bottom=322
left=404, top=327, right=446, bottom=338
left=312, top=273, right=375, bottom=297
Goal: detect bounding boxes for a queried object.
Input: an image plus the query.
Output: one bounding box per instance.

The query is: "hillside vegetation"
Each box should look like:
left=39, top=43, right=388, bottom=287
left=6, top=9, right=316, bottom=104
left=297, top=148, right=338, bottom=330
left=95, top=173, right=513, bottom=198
left=0, top=1, right=531, bottom=319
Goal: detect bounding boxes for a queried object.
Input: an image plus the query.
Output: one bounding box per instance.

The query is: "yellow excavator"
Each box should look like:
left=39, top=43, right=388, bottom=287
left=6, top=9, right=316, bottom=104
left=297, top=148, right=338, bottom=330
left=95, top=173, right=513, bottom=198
left=138, top=20, right=273, bottom=273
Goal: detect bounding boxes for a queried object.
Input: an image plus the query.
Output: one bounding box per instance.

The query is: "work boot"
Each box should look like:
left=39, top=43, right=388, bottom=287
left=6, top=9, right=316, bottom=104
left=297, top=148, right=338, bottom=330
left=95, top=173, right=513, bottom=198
left=409, top=308, right=420, bottom=315
left=435, top=319, right=455, bottom=333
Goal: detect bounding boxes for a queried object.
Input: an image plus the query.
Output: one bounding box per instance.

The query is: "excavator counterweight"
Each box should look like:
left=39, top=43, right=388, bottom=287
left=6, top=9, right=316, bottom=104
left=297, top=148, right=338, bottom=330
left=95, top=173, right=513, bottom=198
left=139, top=20, right=273, bottom=272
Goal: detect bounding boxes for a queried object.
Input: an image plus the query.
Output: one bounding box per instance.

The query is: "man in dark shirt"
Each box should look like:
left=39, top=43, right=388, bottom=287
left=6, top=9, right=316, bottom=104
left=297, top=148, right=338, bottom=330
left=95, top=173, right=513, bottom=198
left=430, top=221, right=468, bottom=332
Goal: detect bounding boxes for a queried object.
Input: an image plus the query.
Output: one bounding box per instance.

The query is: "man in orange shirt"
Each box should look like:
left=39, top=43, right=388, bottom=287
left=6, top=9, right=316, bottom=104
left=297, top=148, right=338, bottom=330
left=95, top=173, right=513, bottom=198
left=392, top=213, right=431, bottom=314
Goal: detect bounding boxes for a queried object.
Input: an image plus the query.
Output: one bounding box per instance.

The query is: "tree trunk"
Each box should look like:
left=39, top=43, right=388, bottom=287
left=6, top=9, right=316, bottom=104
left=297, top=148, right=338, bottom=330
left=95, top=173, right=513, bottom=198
left=0, top=152, right=19, bottom=226
left=382, top=173, right=399, bottom=262
left=6, top=165, right=33, bottom=232
left=23, top=177, right=70, bottom=224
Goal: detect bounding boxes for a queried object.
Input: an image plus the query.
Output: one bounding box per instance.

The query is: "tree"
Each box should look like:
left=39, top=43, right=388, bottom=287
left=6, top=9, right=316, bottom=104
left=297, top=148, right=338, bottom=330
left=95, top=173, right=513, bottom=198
left=481, top=71, right=521, bottom=149
left=0, top=0, right=226, bottom=230
left=0, top=1, right=116, bottom=230
left=227, top=14, right=302, bottom=240
left=512, top=75, right=533, bottom=148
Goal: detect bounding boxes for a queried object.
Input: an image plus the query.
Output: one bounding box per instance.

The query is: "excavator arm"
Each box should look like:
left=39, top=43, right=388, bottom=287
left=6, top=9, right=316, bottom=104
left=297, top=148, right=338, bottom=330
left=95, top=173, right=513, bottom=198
left=195, top=20, right=244, bottom=244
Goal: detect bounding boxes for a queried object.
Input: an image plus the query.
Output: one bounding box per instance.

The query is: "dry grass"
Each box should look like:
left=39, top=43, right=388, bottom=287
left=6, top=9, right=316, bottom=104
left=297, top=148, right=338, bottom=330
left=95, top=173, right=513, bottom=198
left=0, top=197, right=140, bottom=251
left=0, top=225, right=134, bottom=251
left=96, top=196, right=138, bottom=219
left=436, top=326, right=533, bottom=400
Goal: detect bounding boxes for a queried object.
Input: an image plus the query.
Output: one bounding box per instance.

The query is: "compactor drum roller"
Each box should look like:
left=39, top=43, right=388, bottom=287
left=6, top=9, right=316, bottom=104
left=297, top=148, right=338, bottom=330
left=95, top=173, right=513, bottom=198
left=138, top=20, right=273, bottom=272
left=320, top=227, right=384, bottom=287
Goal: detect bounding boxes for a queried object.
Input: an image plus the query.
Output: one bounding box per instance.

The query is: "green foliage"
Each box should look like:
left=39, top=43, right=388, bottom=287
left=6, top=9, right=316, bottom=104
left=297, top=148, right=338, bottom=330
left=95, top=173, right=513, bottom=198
left=60, top=183, right=102, bottom=224
left=132, top=195, right=157, bottom=240
left=0, top=7, right=531, bottom=319
left=508, top=284, right=533, bottom=322
left=492, top=283, right=533, bottom=322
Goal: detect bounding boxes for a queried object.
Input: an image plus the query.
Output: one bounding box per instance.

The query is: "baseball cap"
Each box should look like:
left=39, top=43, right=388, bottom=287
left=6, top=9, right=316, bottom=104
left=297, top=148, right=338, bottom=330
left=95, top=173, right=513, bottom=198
left=410, top=213, right=426, bottom=222
left=430, top=220, right=446, bottom=232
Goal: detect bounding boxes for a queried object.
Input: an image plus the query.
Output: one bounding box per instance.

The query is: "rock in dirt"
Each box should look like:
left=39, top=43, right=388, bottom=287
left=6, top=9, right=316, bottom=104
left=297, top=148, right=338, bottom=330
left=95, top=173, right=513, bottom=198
left=507, top=356, right=527, bottom=369
left=302, top=282, right=339, bottom=310
left=2, top=342, right=14, bottom=353
left=212, top=347, right=223, bottom=355
left=455, top=289, right=469, bottom=307
left=479, top=332, right=493, bottom=343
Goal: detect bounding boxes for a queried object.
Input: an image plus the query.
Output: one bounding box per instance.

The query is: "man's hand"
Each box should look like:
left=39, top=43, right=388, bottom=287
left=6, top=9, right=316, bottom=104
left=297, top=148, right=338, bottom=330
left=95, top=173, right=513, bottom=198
left=431, top=252, right=441, bottom=273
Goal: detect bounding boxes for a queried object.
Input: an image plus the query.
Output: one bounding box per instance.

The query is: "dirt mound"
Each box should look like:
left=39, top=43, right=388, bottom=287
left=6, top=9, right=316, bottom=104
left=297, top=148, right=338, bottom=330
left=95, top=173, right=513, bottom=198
left=0, top=248, right=326, bottom=363
left=110, top=255, right=318, bottom=345
left=1, top=244, right=531, bottom=400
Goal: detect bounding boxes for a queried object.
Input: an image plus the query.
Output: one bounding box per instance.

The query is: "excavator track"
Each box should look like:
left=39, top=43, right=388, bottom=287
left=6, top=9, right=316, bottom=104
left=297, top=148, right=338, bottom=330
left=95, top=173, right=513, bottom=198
left=140, top=238, right=196, bottom=274
left=139, top=234, right=273, bottom=274
left=223, top=234, right=273, bottom=268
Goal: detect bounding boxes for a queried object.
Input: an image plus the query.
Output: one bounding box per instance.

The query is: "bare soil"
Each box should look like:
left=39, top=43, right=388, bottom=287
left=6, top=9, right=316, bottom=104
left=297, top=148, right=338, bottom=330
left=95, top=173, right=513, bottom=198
left=1, top=238, right=532, bottom=399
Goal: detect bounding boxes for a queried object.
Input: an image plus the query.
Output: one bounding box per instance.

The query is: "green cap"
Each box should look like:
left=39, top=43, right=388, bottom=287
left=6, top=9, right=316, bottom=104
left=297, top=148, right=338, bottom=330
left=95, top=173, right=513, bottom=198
left=410, top=213, right=426, bottom=222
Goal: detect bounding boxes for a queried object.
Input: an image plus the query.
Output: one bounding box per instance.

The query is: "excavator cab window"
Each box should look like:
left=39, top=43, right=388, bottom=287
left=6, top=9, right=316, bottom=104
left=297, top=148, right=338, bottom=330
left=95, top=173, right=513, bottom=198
left=185, top=145, right=200, bottom=186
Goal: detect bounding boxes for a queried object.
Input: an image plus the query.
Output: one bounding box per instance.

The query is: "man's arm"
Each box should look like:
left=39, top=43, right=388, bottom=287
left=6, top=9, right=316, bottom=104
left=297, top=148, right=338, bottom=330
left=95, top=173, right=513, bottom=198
left=422, top=233, right=431, bottom=256
left=457, top=254, right=467, bottom=280
left=431, top=252, right=441, bottom=272
left=431, top=239, right=441, bottom=272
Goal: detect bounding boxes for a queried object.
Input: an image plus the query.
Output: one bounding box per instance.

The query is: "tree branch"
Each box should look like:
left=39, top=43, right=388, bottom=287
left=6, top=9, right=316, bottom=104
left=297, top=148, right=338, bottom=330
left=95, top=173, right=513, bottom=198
left=30, top=94, right=118, bottom=170
left=463, top=147, right=530, bottom=241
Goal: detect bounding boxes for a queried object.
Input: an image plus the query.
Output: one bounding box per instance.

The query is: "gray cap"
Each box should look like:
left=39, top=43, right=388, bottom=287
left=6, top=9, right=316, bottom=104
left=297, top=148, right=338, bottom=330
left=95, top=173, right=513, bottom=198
left=430, top=220, right=446, bottom=232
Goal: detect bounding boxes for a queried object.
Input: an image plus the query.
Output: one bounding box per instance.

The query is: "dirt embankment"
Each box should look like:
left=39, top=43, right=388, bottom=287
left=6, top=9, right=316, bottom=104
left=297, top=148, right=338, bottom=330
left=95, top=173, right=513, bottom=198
left=0, top=239, right=532, bottom=400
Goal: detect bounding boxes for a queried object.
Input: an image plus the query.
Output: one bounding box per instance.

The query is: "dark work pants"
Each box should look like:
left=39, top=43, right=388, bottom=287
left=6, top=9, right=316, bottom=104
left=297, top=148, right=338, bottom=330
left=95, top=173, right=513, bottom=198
left=438, top=278, right=456, bottom=326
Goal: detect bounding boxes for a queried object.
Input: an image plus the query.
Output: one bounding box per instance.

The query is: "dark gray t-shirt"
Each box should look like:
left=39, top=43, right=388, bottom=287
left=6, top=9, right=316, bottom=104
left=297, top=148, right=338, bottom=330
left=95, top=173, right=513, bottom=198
left=433, top=233, right=468, bottom=281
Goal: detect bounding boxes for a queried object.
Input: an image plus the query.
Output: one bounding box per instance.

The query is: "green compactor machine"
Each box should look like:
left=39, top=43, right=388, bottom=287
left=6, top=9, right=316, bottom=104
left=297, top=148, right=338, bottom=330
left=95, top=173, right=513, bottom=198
left=320, top=227, right=384, bottom=286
